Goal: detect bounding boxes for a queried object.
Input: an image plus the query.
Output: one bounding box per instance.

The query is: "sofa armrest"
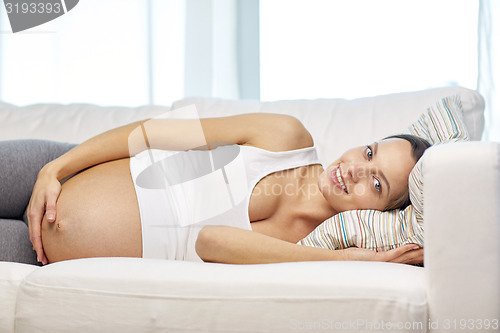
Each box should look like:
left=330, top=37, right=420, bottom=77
left=423, top=142, right=500, bottom=329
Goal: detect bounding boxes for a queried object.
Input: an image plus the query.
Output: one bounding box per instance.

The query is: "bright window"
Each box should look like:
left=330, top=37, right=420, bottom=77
left=260, top=0, right=479, bottom=101
left=0, top=0, right=185, bottom=107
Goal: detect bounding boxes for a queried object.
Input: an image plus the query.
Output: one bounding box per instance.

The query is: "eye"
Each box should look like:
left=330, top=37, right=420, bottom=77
left=373, top=178, right=381, bottom=192
left=365, top=146, right=373, bottom=160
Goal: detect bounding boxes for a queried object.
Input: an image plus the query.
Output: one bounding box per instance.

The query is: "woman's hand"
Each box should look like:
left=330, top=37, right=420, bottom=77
left=344, top=244, right=424, bottom=265
left=27, top=163, right=62, bottom=265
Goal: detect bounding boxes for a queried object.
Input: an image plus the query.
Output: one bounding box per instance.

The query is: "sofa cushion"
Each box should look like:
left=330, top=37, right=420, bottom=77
left=173, top=86, right=483, bottom=166
left=15, top=258, right=426, bottom=333
left=0, top=140, right=76, bottom=219
left=0, top=219, right=38, bottom=265
left=0, top=102, right=171, bottom=144
left=0, top=87, right=483, bottom=163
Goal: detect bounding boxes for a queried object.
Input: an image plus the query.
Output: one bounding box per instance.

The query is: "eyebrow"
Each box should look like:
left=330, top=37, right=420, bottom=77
left=373, top=142, right=391, bottom=197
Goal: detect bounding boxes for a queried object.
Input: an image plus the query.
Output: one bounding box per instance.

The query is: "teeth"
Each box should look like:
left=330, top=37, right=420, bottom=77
left=336, top=167, right=348, bottom=193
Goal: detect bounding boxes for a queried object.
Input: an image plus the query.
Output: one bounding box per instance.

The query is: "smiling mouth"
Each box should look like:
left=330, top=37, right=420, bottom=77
left=331, top=165, right=348, bottom=194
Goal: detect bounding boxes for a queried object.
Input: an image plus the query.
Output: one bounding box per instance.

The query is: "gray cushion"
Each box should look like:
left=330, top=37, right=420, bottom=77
left=0, top=139, right=75, bottom=219
left=0, top=219, right=39, bottom=265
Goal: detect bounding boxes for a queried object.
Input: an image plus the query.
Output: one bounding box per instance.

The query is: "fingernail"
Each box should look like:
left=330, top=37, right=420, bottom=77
left=47, top=213, right=55, bottom=221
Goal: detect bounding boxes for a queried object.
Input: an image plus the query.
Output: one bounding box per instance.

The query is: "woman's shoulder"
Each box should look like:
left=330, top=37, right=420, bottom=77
left=200, top=113, right=312, bottom=152
left=243, top=113, right=314, bottom=152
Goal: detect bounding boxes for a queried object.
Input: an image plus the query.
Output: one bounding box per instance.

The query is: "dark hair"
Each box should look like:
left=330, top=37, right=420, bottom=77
left=382, top=134, right=431, bottom=211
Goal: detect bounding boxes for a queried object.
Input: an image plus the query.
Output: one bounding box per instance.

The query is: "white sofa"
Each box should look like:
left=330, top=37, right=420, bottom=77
left=1, top=86, right=498, bottom=333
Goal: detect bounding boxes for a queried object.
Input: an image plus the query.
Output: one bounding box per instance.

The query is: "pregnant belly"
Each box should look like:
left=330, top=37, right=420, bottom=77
left=42, top=158, right=142, bottom=263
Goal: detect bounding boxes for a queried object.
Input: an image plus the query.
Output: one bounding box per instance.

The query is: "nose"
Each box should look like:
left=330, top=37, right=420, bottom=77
left=346, top=162, right=369, bottom=183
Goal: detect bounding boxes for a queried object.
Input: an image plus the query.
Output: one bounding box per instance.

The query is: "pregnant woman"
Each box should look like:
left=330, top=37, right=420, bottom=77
left=26, top=113, right=427, bottom=265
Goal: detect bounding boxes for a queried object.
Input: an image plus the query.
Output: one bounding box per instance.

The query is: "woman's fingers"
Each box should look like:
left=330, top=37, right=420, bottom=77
left=343, top=244, right=423, bottom=265
left=44, top=190, right=59, bottom=222
left=27, top=178, right=61, bottom=265
left=395, top=247, right=424, bottom=265
left=27, top=195, right=45, bottom=264
left=384, top=244, right=423, bottom=265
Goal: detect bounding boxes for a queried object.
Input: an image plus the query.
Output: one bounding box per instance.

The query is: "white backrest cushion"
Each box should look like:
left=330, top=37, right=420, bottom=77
left=0, top=102, right=171, bottom=144
left=0, top=86, right=483, bottom=164
left=174, top=86, right=484, bottom=165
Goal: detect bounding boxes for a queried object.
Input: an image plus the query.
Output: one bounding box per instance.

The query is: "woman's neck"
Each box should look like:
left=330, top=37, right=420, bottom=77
left=290, top=164, right=338, bottom=229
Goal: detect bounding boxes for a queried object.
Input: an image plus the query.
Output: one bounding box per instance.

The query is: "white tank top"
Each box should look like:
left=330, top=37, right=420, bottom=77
left=129, top=144, right=320, bottom=262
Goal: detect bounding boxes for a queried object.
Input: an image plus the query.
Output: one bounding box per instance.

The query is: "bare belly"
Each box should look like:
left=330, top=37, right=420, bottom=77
left=42, top=158, right=142, bottom=263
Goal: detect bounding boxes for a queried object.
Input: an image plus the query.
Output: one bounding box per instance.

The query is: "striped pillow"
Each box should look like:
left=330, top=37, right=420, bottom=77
left=300, top=95, right=469, bottom=251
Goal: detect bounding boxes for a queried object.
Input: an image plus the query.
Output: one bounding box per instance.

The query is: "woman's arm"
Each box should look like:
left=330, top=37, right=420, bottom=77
left=28, top=113, right=313, bottom=264
left=41, top=114, right=311, bottom=183
left=195, top=226, right=423, bottom=265
left=38, top=113, right=312, bottom=185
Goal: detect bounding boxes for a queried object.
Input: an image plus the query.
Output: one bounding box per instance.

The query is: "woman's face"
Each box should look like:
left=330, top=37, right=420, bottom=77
left=318, top=138, right=415, bottom=212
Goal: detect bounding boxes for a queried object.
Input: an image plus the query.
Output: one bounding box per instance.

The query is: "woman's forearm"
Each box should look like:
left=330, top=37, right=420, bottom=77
left=43, top=121, right=144, bottom=180
left=196, top=225, right=350, bottom=264
left=43, top=117, right=209, bottom=181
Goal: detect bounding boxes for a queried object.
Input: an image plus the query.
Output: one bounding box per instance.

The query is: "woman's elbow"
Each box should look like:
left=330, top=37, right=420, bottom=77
left=195, top=226, right=222, bottom=262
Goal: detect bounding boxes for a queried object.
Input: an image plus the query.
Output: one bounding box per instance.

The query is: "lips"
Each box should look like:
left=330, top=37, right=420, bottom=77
left=330, top=165, right=348, bottom=194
